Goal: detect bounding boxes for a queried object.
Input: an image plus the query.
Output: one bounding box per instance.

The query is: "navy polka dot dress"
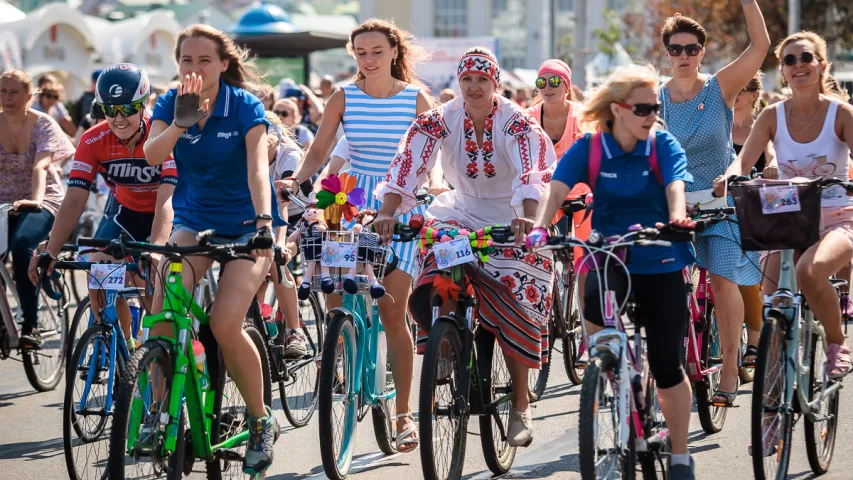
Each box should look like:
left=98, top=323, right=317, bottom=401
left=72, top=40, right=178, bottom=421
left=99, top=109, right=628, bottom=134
left=660, top=75, right=760, bottom=285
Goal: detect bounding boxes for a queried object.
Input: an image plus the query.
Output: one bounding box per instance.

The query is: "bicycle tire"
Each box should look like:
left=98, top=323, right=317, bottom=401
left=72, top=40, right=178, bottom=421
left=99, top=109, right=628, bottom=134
left=579, top=352, right=634, bottom=480
left=63, top=323, right=119, bottom=480
left=206, top=323, right=273, bottom=480
left=23, top=284, right=69, bottom=391
left=739, top=323, right=756, bottom=383
left=750, top=315, right=793, bottom=480
left=280, top=292, right=324, bottom=428
left=66, top=269, right=84, bottom=304
left=418, top=319, right=467, bottom=480
left=639, top=375, right=669, bottom=479
left=563, top=308, right=586, bottom=386
left=109, top=339, right=184, bottom=480
left=803, top=332, right=839, bottom=475
left=696, top=309, right=726, bottom=434
left=66, top=296, right=92, bottom=373
left=317, top=312, right=359, bottom=480
left=478, top=330, right=518, bottom=475
left=528, top=323, right=552, bottom=402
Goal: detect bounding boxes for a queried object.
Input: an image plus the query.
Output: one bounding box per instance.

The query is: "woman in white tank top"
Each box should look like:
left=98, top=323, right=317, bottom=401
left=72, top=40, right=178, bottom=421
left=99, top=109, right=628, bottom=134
left=718, top=31, right=853, bottom=378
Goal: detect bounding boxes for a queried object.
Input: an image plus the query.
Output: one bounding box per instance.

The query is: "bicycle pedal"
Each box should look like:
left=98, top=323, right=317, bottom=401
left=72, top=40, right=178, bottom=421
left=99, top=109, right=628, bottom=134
left=216, top=448, right=245, bottom=462
left=711, top=401, right=738, bottom=408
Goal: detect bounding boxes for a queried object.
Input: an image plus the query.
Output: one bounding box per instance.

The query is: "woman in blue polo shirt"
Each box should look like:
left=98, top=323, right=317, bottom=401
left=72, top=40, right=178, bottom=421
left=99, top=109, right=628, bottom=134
left=528, top=65, right=698, bottom=479
left=142, top=24, right=281, bottom=476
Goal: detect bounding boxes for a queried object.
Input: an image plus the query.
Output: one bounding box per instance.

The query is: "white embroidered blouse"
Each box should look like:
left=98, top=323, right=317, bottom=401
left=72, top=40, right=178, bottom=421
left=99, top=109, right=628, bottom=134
left=374, top=95, right=557, bottom=229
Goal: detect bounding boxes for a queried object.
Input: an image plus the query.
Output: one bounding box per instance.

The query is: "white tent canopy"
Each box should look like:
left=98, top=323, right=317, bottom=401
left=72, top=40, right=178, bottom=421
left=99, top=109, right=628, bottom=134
left=0, top=31, right=23, bottom=73
left=2, top=3, right=96, bottom=98
left=0, top=0, right=25, bottom=23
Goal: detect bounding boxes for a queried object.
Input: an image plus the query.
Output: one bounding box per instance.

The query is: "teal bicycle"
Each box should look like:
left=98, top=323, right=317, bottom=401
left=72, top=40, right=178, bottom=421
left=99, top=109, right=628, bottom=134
left=308, top=226, right=399, bottom=479
left=728, top=176, right=847, bottom=479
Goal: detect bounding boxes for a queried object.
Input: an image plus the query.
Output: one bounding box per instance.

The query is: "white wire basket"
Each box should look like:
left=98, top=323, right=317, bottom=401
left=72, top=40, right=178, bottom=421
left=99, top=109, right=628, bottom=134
left=298, top=229, right=392, bottom=294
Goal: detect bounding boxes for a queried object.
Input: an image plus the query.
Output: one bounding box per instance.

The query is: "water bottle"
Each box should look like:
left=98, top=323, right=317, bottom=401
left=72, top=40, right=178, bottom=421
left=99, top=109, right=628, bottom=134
left=375, top=330, right=388, bottom=394
left=261, top=303, right=278, bottom=338
left=192, top=340, right=210, bottom=392
left=128, top=298, right=141, bottom=341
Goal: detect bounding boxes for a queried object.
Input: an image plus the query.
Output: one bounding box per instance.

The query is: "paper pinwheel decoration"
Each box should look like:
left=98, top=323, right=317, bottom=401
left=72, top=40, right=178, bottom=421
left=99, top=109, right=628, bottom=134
left=315, top=173, right=366, bottom=227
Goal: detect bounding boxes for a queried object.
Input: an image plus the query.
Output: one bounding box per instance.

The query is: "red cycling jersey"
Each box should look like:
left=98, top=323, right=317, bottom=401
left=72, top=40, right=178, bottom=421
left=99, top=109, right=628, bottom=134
left=69, top=117, right=177, bottom=214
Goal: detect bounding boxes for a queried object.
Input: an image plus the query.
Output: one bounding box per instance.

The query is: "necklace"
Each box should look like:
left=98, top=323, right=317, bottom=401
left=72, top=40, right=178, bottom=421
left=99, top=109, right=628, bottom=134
left=363, top=78, right=398, bottom=98
left=670, top=77, right=701, bottom=103
left=788, top=100, right=825, bottom=135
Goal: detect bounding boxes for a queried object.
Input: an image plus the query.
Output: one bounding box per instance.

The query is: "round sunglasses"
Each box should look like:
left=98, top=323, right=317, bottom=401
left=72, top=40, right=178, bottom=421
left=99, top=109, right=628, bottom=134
left=535, top=76, right=563, bottom=90
left=616, top=102, right=660, bottom=117
left=782, top=51, right=815, bottom=66
left=666, top=43, right=703, bottom=57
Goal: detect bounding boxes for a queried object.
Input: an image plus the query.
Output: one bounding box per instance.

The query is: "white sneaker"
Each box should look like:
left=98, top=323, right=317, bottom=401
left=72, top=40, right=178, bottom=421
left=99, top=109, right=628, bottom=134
left=507, top=408, right=533, bottom=447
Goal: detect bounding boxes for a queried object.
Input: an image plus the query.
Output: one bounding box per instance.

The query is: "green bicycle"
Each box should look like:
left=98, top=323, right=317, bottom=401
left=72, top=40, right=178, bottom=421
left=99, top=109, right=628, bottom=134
left=93, top=233, right=273, bottom=480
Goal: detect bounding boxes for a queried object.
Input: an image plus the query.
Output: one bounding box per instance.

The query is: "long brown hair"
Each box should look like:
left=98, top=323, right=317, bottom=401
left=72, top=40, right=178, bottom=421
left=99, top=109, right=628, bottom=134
left=174, top=24, right=264, bottom=92
left=348, top=18, right=425, bottom=85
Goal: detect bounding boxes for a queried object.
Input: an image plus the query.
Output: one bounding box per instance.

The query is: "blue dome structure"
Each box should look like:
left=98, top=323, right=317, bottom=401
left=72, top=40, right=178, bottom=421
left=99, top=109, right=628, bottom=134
left=231, top=2, right=295, bottom=35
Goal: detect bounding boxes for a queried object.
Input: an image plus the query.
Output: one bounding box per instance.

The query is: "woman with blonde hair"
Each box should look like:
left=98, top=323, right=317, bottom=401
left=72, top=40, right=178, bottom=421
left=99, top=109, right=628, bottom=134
left=528, top=65, right=698, bottom=479
left=281, top=17, right=436, bottom=453
left=718, top=31, right=853, bottom=381
left=142, top=23, right=284, bottom=475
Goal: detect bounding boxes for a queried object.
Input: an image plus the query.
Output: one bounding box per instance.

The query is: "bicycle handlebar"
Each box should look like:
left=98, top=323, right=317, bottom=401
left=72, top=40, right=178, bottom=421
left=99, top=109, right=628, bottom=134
left=77, top=232, right=256, bottom=263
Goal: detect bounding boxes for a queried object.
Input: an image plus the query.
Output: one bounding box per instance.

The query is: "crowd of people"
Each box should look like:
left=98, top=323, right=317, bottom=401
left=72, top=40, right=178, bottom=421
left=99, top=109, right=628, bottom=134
left=2, top=1, right=853, bottom=478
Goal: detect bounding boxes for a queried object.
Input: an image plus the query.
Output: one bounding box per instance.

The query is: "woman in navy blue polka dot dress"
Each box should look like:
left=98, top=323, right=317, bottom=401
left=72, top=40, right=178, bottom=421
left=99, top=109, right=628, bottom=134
left=658, top=6, right=770, bottom=411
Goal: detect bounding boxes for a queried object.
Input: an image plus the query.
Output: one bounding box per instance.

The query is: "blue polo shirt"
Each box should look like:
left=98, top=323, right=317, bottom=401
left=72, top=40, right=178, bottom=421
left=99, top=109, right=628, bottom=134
left=552, top=130, right=695, bottom=274
left=152, top=80, right=284, bottom=237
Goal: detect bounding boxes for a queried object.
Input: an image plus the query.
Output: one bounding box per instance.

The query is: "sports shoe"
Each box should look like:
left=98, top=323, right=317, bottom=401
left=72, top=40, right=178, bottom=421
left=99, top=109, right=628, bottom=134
left=506, top=408, right=533, bottom=447
left=668, top=456, right=696, bottom=480
left=19, top=326, right=42, bottom=349
left=284, top=330, right=308, bottom=358
left=243, top=406, right=280, bottom=475
left=826, top=343, right=852, bottom=379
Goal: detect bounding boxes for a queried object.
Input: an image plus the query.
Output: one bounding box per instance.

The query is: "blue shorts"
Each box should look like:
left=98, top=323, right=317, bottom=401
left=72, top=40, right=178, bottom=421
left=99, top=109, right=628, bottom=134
left=94, top=200, right=154, bottom=243
left=172, top=224, right=261, bottom=245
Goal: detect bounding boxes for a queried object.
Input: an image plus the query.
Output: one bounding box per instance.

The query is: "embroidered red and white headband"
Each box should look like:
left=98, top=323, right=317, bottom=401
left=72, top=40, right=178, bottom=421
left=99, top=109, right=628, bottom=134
left=457, top=52, right=501, bottom=88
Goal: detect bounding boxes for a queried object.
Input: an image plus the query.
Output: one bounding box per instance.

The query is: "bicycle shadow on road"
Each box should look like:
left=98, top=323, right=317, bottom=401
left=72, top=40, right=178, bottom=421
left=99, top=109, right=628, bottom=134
left=0, top=437, right=63, bottom=461
left=0, top=389, right=40, bottom=407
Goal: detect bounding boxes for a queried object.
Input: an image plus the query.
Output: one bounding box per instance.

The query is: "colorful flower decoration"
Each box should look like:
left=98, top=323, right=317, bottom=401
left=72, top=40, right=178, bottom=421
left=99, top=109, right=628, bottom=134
left=315, top=173, right=366, bottom=226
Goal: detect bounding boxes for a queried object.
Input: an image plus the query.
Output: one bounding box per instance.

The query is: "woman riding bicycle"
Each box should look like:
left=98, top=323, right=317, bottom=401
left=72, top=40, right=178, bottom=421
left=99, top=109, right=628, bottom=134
left=374, top=47, right=557, bottom=447
left=658, top=8, right=770, bottom=408
left=0, top=69, right=74, bottom=347
left=716, top=31, right=853, bottom=379
left=143, top=24, right=284, bottom=475
left=528, top=65, right=698, bottom=479
left=280, top=18, right=436, bottom=453
left=28, top=64, right=177, bottom=346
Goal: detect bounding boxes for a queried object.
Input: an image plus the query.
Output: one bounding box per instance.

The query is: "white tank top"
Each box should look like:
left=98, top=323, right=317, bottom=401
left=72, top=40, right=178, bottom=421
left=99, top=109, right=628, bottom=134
left=774, top=99, right=852, bottom=207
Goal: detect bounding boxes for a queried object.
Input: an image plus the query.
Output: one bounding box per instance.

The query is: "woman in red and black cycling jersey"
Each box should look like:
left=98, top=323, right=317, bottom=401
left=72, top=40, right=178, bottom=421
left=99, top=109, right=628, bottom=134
left=29, top=64, right=176, bottom=344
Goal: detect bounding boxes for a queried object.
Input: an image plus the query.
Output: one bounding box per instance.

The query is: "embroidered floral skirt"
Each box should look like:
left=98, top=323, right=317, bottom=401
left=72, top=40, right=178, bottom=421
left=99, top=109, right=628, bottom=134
left=409, top=220, right=554, bottom=369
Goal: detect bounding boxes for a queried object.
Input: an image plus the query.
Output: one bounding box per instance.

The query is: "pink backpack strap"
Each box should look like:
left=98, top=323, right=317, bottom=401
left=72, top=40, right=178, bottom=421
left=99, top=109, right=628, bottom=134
left=587, top=132, right=603, bottom=190
left=648, top=133, right=663, bottom=184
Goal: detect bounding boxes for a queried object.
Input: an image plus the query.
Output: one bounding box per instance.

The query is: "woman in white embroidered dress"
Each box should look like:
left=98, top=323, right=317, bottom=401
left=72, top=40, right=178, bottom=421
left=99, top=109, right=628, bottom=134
left=374, top=47, right=556, bottom=446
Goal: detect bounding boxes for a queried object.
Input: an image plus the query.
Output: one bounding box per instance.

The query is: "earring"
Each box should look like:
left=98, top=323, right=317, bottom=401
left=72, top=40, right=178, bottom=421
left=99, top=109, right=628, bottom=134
left=393, top=57, right=397, bottom=66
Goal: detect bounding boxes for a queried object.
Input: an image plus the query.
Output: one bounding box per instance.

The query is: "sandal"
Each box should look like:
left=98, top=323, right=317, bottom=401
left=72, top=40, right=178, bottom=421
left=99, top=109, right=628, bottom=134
left=711, top=390, right=738, bottom=408
left=742, top=345, right=759, bottom=368
left=395, top=413, right=419, bottom=453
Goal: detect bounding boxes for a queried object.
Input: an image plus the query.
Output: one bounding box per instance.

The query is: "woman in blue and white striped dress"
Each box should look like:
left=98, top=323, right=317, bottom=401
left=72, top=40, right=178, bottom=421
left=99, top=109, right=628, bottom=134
left=282, top=18, right=438, bottom=453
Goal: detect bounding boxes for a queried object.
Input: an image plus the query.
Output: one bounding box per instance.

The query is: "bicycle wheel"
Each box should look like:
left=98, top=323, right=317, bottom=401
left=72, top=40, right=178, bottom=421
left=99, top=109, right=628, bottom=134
left=318, top=312, right=359, bottom=480
left=696, top=311, right=727, bottom=434
left=279, top=292, right=324, bottom=428
left=207, top=324, right=273, bottom=480
left=639, top=375, right=669, bottom=480
left=527, top=321, right=552, bottom=402
left=579, top=352, right=634, bottom=480
left=563, top=308, right=586, bottom=386
left=419, top=319, right=467, bottom=480
left=66, top=296, right=92, bottom=373
left=109, top=339, right=185, bottom=480
left=63, top=323, right=120, bottom=480
left=65, top=268, right=84, bottom=304
left=23, top=282, right=69, bottom=391
left=803, top=332, right=839, bottom=475
left=740, top=322, right=756, bottom=383
left=478, top=330, right=518, bottom=475
left=371, top=350, right=398, bottom=455
left=751, top=315, right=793, bottom=480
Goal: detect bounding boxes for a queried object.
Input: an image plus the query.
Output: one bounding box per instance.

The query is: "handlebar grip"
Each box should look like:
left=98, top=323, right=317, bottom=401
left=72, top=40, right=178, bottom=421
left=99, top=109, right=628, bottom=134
left=77, top=237, right=113, bottom=248
left=36, top=254, right=62, bottom=300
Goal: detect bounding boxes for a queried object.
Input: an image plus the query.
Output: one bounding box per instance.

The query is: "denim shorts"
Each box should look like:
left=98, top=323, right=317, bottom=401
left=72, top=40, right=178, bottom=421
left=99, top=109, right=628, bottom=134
left=171, top=224, right=268, bottom=245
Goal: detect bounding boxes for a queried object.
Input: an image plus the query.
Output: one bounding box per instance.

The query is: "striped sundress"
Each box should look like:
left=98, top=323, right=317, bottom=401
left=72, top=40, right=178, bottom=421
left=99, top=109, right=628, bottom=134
left=342, top=83, right=427, bottom=280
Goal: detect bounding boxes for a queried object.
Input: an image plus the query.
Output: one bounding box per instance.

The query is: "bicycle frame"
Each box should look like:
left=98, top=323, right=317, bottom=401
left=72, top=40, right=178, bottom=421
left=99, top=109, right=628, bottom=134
left=338, top=289, right=393, bottom=409
left=0, top=260, right=65, bottom=353
left=684, top=267, right=721, bottom=381
left=769, top=249, right=842, bottom=422
left=126, top=261, right=240, bottom=461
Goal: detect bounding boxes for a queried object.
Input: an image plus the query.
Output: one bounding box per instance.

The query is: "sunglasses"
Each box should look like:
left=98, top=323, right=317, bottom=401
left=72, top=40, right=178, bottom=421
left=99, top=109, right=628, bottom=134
left=616, top=102, right=660, bottom=117
left=41, top=92, right=59, bottom=100
left=782, top=51, right=815, bottom=66
left=666, top=43, right=703, bottom=57
left=274, top=110, right=290, bottom=118
left=100, top=102, right=144, bottom=118
left=740, top=87, right=759, bottom=93
left=535, top=76, right=562, bottom=90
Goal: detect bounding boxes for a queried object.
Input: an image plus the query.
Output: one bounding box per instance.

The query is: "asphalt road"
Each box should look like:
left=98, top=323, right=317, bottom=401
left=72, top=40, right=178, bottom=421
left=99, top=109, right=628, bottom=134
left=2, top=278, right=853, bottom=479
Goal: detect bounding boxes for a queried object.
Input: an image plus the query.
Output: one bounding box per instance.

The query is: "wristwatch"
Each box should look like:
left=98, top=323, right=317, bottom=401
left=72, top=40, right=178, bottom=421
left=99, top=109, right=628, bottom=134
left=254, top=214, right=273, bottom=222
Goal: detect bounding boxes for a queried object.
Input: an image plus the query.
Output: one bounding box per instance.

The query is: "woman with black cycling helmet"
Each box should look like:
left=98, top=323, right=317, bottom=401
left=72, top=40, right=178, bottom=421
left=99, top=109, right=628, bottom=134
left=29, top=64, right=177, bottom=346
left=143, top=24, right=283, bottom=475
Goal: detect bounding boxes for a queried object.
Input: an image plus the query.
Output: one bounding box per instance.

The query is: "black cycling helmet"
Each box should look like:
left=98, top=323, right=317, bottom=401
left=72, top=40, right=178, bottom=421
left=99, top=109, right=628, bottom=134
left=95, top=63, right=150, bottom=106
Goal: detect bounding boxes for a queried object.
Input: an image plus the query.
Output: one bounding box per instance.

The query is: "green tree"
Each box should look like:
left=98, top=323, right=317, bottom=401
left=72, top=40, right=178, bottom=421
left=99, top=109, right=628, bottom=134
left=593, top=9, right=638, bottom=58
